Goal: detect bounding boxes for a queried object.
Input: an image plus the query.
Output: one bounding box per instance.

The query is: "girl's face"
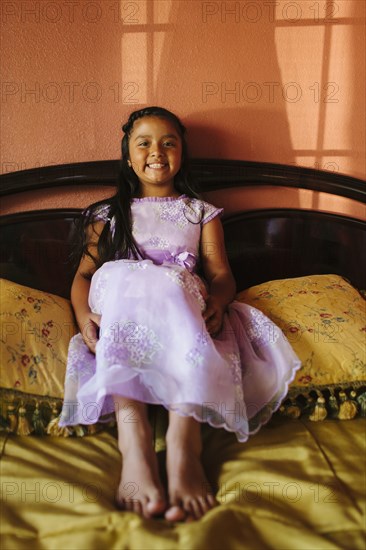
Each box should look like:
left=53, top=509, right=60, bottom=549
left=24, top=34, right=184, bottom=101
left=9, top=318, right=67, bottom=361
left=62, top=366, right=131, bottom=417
left=128, top=116, right=183, bottom=194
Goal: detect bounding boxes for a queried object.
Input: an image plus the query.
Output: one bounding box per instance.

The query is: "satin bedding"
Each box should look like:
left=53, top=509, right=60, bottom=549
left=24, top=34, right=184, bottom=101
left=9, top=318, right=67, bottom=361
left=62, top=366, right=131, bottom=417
left=1, top=416, right=365, bottom=550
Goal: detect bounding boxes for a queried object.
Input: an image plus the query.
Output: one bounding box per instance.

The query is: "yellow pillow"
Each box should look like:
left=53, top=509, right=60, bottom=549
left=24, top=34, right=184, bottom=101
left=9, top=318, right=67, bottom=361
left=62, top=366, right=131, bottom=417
left=237, top=274, right=366, bottom=421
left=0, top=278, right=80, bottom=435
left=2, top=275, right=364, bottom=433
left=0, top=279, right=146, bottom=440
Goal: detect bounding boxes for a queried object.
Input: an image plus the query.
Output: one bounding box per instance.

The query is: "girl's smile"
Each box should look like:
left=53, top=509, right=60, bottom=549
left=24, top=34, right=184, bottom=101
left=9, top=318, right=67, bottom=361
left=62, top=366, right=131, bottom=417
left=128, top=116, right=183, bottom=196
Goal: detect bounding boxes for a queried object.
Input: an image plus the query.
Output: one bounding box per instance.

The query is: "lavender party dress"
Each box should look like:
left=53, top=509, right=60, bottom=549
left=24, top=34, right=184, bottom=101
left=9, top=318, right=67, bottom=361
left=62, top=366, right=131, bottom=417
left=59, top=195, right=301, bottom=441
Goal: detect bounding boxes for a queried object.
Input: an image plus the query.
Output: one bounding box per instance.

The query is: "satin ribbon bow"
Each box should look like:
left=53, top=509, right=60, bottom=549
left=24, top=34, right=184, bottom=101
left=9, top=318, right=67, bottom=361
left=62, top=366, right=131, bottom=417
left=171, top=251, right=196, bottom=272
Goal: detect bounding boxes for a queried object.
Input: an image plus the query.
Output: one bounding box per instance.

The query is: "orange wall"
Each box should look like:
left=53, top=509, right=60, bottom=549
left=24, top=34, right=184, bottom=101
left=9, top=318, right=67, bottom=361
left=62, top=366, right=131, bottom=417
left=1, top=0, right=365, bottom=179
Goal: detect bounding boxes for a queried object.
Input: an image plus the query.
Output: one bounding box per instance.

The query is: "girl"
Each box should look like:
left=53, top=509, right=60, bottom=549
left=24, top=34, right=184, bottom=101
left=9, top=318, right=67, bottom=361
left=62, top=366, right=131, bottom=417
left=60, top=107, right=300, bottom=522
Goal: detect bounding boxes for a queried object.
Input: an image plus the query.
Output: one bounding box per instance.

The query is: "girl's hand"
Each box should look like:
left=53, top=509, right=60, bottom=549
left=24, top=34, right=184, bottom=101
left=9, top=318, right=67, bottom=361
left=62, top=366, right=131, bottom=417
left=79, top=312, right=101, bottom=354
left=203, top=295, right=225, bottom=337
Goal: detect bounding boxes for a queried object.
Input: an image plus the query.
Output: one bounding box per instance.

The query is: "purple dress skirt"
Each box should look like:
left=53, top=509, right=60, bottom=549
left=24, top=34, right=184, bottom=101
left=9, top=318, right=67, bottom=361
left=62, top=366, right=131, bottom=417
left=59, top=195, right=301, bottom=442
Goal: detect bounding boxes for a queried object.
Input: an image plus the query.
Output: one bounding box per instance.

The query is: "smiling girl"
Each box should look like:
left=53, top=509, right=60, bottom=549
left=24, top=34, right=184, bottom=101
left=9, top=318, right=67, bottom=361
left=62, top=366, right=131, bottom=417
left=59, top=107, right=300, bottom=522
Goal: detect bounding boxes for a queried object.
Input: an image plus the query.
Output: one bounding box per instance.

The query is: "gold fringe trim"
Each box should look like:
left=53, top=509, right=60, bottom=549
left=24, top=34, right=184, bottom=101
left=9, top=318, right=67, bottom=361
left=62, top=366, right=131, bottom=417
left=279, top=386, right=366, bottom=422
left=0, top=388, right=115, bottom=437
left=16, top=402, right=34, bottom=435
left=1, top=384, right=365, bottom=434
left=338, top=391, right=358, bottom=420
left=46, top=416, right=72, bottom=438
left=309, top=397, right=327, bottom=422
left=6, top=403, right=18, bottom=433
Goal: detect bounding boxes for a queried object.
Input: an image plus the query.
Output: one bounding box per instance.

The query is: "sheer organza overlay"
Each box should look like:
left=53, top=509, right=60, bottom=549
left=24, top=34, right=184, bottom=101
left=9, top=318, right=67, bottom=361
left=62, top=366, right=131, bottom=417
left=60, top=195, right=301, bottom=441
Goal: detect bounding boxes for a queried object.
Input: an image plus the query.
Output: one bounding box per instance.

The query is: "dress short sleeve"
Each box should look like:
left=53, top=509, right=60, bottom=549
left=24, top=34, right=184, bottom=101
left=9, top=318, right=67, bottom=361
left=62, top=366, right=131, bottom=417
left=87, top=204, right=116, bottom=236
left=92, top=204, right=112, bottom=223
left=201, top=200, right=224, bottom=225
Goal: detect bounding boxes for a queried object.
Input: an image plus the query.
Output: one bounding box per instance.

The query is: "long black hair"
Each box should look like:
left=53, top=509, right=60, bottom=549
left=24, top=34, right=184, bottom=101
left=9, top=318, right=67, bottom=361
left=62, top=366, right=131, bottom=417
left=77, top=107, right=198, bottom=271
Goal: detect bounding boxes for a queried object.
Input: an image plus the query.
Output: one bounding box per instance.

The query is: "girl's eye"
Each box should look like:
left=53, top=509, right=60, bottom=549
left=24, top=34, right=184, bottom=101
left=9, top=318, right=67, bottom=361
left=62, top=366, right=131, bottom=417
left=138, top=141, right=149, bottom=147
left=164, top=141, right=175, bottom=147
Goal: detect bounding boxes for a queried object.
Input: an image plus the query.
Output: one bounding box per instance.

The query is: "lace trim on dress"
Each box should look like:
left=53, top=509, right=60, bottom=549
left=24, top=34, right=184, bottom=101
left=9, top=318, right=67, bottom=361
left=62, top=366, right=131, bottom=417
left=146, top=351, right=300, bottom=442
left=132, top=194, right=187, bottom=202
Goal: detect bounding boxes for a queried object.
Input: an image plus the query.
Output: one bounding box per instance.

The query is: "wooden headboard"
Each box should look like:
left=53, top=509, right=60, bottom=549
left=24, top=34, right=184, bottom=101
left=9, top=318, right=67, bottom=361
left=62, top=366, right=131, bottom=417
left=1, top=160, right=365, bottom=298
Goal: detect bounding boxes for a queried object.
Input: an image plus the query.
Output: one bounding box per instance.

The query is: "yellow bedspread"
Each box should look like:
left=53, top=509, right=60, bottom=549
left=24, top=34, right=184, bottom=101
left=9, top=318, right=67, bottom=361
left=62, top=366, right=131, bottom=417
left=1, top=416, right=365, bottom=550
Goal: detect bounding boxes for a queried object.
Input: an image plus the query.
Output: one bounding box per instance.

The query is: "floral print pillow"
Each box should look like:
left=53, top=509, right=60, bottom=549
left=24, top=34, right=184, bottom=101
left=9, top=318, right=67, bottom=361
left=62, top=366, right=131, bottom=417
left=2, top=274, right=365, bottom=431
left=0, top=278, right=78, bottom=434
left=237, top=274, right=366, bottom=420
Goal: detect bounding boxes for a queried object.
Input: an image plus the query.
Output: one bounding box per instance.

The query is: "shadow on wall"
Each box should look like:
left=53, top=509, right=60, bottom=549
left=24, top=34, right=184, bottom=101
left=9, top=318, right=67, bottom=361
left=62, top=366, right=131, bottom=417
left=1, top=0, right=363, bottom=178
left=185, top=108, right=302, bottom=211
left=151, top=0, right=295, bottom=165
left=350, top=0, right=366, bottom=179
left=184, top=108, right=293, bottom=162
left=115, top=0, right=364, bottom=178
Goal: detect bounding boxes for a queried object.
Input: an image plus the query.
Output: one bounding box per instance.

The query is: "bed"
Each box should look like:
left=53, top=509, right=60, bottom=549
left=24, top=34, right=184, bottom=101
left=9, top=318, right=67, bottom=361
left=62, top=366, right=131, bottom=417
left=1, top=159, right=365, bottom=550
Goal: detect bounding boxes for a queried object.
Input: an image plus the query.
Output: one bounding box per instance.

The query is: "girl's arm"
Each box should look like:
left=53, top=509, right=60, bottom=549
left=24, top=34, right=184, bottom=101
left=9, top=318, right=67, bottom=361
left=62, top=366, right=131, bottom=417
left=71, top=221, right=104, bottom=353
left=200, top=216, right=236, bottom=336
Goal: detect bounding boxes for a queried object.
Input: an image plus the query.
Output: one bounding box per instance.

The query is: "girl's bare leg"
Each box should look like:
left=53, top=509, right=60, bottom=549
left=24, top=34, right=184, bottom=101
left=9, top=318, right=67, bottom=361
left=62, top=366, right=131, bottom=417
left=114, top=396, right=166, bottom=518
left=165, top=413, right=218, bottom=521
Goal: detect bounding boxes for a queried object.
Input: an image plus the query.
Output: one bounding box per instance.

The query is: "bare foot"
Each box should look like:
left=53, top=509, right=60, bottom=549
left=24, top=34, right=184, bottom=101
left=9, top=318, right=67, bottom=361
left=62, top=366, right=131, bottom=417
left=116, top=440, right=167, bottom=519
left=113, top=397, right=167, bottom=519
left=165, top=446, right=218, bottom=522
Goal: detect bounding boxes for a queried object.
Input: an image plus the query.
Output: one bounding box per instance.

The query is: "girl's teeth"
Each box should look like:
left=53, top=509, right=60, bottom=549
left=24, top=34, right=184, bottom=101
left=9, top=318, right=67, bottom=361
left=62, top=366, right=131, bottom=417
left=148, top=163, right=165, bottom=168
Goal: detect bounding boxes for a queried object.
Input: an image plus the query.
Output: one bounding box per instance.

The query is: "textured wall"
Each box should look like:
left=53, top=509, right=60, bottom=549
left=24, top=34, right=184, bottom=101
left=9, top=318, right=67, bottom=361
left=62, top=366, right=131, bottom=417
left=1, top=0, right=365, bottom=178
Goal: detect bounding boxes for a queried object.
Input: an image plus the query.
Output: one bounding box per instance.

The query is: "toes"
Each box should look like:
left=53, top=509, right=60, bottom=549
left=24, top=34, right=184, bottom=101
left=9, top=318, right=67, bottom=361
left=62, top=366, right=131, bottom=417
left=116, top=496, right=141, bottom=514
left=115, top=497, right=124, bottom=510
left=132, top=499, right=143, bottom=516
left=199, top=493, right=218, bottom=514
left=145, top=498, right=167, bottom=518
left=118, top=495, right=166, bottom=519
left=197, top=496, right=211, bottom=515
left=187, top=498, right=203, bottom=520
left=164, top=493, right=218, bottom=522
left=124, top=500, right=134, bottom=512
left=165, top=504, right=186, bottom=522
left=207, top=493, right=218, bottom=508
left=183, top=495, right=217, bottom=520
left=115, top=472, right=166, bottom=518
